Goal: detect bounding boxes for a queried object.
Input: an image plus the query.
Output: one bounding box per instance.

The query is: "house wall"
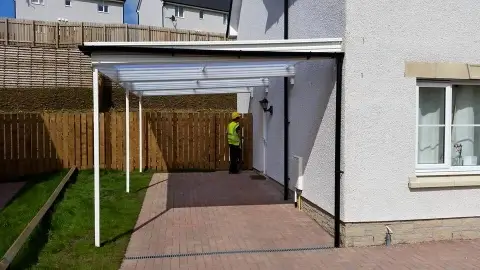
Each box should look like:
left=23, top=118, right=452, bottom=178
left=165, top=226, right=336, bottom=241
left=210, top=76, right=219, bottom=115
left=163, top=4, right=227, bottom=33
left=236, top=0, right=345, bottom=218
left=138, top=0, right=163, bottom=26
left=16, top=0, right=124, bottom=24
left=342, top=0, right=480, bottom=223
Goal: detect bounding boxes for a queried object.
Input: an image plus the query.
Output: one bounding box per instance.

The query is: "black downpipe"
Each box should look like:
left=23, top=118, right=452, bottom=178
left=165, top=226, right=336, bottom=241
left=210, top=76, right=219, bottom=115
left=283, top=0, right=289, bottom=201
left=334, top=55, right=344, bottom=248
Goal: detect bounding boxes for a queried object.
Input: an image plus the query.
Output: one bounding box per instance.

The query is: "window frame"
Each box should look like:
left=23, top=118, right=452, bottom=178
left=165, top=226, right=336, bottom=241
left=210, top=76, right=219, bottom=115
left=65, top=0, right=71, bottom=7
left=31, top=0, right=44, bottom=5
left=174, top=6, right=184, bottom=18
left=416, top=80, right=480, bottom=174
left=97, top=2, right=109, bottom=13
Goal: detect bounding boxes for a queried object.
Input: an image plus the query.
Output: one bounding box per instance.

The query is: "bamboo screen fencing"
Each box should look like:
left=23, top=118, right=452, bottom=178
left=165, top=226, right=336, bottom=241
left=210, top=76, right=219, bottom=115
left=0, top=18, right=230, bottom=48
left=0, top=111, right=252, bottom=181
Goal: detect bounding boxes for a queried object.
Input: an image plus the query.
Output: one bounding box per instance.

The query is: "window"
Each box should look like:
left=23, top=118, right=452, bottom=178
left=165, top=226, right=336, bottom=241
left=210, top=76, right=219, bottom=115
left=223, top=14, right=228, bottom=24
left=31, top=0, right=44, bottom=4
left=199, top=10, right=204, bottom=19
left=65, top=0, right=71, bottom=6
left=175, top=6, right=184, bottom=17
left=416, top=82, right=480, bottom=172
left=98, top=3, right=109, bottom=13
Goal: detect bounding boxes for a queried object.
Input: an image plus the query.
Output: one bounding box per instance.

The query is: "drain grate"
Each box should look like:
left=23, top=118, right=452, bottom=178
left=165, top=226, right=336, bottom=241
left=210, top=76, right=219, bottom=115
left=125, top=245, right=334, bottom=260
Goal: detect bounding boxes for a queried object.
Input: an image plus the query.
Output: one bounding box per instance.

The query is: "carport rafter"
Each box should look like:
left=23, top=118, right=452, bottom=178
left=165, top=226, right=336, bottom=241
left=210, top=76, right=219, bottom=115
left=80, top=38, right=343, bottom=248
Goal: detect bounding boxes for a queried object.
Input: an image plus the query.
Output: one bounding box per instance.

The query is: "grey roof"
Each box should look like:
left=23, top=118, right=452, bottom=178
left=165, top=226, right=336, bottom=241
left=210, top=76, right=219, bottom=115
left=164, top=0, right=231, bottom=12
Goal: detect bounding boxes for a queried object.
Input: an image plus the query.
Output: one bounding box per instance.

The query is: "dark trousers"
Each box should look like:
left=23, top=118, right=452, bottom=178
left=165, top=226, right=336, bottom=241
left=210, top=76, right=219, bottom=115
left=229, top=144, right=242, bottom=173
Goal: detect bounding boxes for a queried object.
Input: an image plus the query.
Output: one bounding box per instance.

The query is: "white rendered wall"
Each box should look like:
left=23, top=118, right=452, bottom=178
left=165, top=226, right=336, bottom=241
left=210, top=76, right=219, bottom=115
left=138, top=0, right=163, bottom=26
left=16, top=0, right=123, bottom=24
left=342, top=0, right=480, bottom=222
left=237, top=0, right=345, bottom=216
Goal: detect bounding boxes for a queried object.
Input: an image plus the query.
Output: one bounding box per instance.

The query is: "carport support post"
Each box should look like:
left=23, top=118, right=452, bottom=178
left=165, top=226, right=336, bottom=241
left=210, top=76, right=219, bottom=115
left=93, top=68, right=101, bottom=247
left=334, top=54, right=344, bottom=248
left=139, top=93, right=143, bottom=172
left=125, top=89, right=130, bottom=193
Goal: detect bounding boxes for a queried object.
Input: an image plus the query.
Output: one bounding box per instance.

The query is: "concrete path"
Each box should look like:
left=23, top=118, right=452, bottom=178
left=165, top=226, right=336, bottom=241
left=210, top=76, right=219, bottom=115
left=120, top=172, right=480, bottom=269
left=0, top=182, right=26, bottom=209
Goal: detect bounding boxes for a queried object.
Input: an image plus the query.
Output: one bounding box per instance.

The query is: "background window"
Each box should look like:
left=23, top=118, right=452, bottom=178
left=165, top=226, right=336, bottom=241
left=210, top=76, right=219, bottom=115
left=175, top=6, right=184, bottom=17
left=65, top=0, right=71, bottom=6
left=199, top=11, right=204, bottom=19
left=98, top=4, right=109, bottom=12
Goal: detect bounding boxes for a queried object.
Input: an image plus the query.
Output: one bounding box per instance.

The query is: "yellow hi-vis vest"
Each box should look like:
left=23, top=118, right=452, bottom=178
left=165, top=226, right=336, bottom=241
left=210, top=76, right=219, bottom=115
left=227, top=121, right=240, bottom=146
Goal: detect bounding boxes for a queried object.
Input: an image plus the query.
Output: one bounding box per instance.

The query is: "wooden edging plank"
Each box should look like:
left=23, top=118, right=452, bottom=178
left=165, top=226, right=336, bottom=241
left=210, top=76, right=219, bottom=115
left=0, top=167, right=77, bottom=270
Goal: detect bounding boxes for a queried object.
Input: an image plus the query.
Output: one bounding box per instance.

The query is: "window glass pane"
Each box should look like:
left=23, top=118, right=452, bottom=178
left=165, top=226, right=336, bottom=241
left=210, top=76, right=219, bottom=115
left=451, top=85, right=480, bottom=166
left=179, top=7, right=183, bottom=17
left=65, top=0, right=70, bottom=5
left=451, top=126, right=480, bottom=166
left=418, top=126, right=445, bottom=164
left=104, top=5, right=109, bottom=12
left=418, top=87, right=445, bottom=125
left=199, top=11, right=203, bottom=19
left=98, top=4, right=103, bottom=11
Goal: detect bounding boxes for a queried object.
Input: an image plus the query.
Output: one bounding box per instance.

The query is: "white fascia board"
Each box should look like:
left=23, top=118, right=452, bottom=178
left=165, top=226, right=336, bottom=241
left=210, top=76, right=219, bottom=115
left=91, top=54, right=307, bottom=66
left=132, top=78, right=268, bottom=91
left=136, top=88, right=252, bottom=96
left=117, top=65, right=295, bottom=82
left=84, top=38, right=343, bottom=53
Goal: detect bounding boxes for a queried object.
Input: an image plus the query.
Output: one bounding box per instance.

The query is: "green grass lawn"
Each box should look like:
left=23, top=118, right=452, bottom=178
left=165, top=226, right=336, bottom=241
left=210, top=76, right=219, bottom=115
left=0, top=170, right=67, bottom=258
left=28, top=170, right=153, bottom=270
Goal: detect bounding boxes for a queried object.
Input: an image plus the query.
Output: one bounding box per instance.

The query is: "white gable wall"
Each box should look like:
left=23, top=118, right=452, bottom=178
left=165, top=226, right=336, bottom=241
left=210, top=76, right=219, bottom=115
left=342, top=0, right=480, bottom=222
left=236, top=0, right=345, bottom=217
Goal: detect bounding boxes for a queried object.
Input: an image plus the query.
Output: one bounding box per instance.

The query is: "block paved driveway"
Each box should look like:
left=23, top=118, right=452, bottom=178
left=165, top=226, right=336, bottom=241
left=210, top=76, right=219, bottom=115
left=120, top=172, right=480, bottom=269
left=120, top=171, right=332, bottom=270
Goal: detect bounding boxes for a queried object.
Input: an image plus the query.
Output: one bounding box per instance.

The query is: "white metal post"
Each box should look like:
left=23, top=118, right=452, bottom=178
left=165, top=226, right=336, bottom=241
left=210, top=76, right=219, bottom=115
left=125, top=89, right=130, bottom=193
left=93, top=68, right=100, bottom=247
left=139, top=94, right=143, bottom=172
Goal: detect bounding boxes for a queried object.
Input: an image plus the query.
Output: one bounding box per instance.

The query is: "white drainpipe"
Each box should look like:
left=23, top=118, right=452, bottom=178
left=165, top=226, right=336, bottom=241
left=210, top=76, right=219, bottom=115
left=292, top=155, right=304, bottom=209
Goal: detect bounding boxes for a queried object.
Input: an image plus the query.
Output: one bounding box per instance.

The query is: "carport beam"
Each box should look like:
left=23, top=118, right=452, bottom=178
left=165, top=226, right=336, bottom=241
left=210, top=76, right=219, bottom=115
left=139, top=94, right=143, bottom=172
left=126, top=89, right=130, bottom=193
left=93, top=68, right=101, bottom=247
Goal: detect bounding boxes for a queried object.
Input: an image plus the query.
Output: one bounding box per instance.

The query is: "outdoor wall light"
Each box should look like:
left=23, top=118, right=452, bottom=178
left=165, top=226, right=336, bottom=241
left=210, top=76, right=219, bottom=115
left=259, top=98, right=273, bottom=115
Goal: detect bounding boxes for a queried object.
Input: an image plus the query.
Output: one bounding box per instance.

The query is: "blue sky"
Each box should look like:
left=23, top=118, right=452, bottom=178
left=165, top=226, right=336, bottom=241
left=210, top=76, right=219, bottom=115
left=0, top=0, right=139, bottom=24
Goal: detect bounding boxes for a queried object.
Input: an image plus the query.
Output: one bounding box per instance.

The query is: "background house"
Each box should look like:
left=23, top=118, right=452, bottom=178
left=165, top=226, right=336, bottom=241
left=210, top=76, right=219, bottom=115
left=231, top=0, right=480, bottom=247
left=137, top=0, right=230, bottom=33
left=15, top=0, right=125, bottom=23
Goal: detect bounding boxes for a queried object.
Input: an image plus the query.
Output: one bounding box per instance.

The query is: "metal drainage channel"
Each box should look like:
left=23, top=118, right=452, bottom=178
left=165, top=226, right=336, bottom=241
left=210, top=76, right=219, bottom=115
left=125, top=245, right=334, bottom=260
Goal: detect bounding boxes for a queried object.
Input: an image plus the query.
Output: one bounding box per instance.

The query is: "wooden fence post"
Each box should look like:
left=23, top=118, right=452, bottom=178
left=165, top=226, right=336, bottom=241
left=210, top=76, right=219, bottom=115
left=188, top=31, right=191, bottom=41
left=167, top=29, right=171, bottom=41
left=4, top=18, right=8, bottom=45
left=31, top=20, right=35, bottom=46
left=206, top=33, right=210, bottom=40
left=55, top=22, right=59, bottom=48
left=80, top=22, right=84, bottom=43
left=147, top=26, right=151, bottom=41
left=103, top=25, right=106, bottom=41
left=125, top=24, right=128, bottom=41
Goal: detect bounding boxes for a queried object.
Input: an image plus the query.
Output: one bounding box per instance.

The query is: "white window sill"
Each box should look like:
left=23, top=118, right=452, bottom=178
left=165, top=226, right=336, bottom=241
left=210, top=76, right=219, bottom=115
left=409, top=174, right=480, bottom=189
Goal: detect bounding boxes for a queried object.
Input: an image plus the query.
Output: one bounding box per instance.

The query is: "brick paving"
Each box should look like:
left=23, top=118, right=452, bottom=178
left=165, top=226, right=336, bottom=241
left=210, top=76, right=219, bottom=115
left=120, top=172, right=480, bottom=270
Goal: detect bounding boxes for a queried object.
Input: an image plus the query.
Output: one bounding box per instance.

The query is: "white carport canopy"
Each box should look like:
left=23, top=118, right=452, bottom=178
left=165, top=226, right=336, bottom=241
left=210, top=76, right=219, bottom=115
left=78, top=38, right=343, bottom=247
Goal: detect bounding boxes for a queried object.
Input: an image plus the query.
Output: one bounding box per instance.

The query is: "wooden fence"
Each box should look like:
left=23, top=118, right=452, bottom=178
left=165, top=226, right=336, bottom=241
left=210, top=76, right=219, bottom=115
left=0, top=112, right=252, bottom=181
left=0, top=18, right=231, bottom=48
